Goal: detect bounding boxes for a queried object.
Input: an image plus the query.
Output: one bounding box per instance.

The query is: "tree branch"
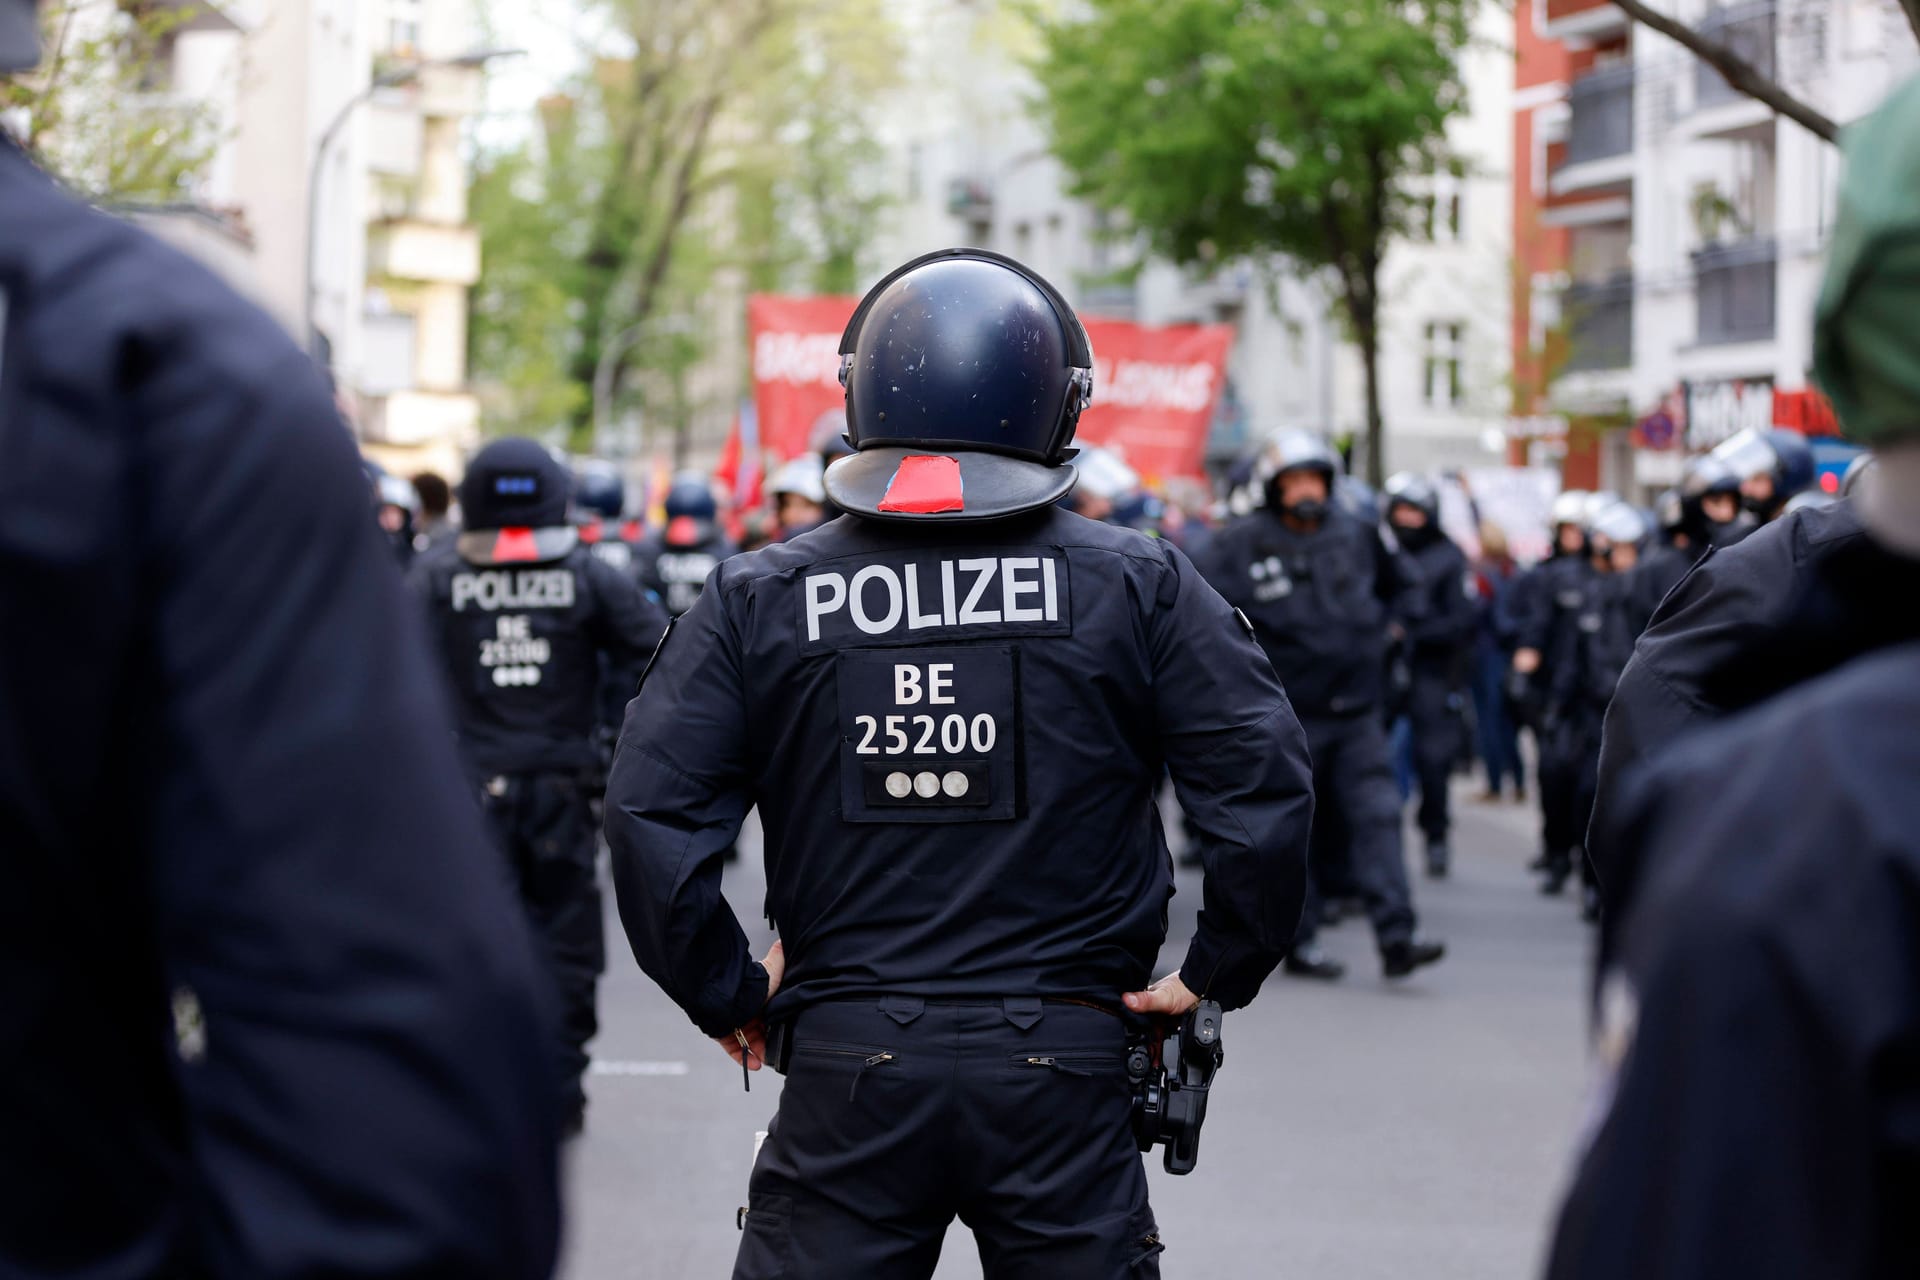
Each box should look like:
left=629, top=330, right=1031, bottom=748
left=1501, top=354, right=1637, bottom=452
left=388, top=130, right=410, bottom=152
left=1608, top=0, right=1839, bottom=142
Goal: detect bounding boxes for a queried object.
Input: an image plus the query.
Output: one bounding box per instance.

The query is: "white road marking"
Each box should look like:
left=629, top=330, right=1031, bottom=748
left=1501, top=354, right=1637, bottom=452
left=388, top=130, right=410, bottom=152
left=590, top=1059, right=691, bottom=1077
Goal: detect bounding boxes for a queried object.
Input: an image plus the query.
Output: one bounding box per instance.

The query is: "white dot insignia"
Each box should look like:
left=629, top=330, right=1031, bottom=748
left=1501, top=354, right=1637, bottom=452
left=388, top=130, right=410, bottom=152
left=913, top=771, right=940, bottom=798
left=885, top=772, right=913, bottom=798
left=941, top=770, right=970, bottom=798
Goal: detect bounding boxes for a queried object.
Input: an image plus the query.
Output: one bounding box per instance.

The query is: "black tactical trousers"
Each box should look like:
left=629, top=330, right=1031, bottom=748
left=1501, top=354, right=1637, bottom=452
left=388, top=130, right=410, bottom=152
left=1407, top=672, right=1461, bottom=843
left=1290, top=712, right=1418, bottom=951
left=480, top=771, right=603, bottom=1124
left=735, top=998, right=1163, bottom=1280
left=1537, top=711, right=1603, bottom=883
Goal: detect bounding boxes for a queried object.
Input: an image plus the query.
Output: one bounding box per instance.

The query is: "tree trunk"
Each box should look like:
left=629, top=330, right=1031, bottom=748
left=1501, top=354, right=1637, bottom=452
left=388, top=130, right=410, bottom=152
left=1358, top=305, right=1385, bottom=488
left=1609, top=0, right=1840, bottom=142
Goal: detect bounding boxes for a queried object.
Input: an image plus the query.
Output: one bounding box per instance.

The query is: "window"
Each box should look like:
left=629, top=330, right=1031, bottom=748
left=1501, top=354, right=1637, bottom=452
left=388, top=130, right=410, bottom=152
left=1411, top=172, right=1463, bottom=243
left=1423, top=322, right=1466, bottom=407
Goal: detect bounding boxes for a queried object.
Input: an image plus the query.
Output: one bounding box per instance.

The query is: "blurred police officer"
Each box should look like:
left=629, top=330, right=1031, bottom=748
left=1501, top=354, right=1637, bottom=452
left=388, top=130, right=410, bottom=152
left=1546, top=502, right=1648, bottom=918
left=1508, top=491, right=1600, bottom=889
left=607, top=249, right=1314, bottom=1279
left=573, top=457, right=637, bottom=575
left=410, top=438, right=668, bottom=1134
left=634, top=471, right=737, bottom=616
left=412, top=469, right=459, bottom=555
left=1198, top=432, right=1444, bottom=982
left=1586, top=79, right=1920, bottom=914
left=1713, top=425, right=1816, bottom=523
left=1548, top=95, right=1920, bottom=1253
left=0, top=5, right=560, bottom=1271
left=1384, top=472, right=1475, bottom=877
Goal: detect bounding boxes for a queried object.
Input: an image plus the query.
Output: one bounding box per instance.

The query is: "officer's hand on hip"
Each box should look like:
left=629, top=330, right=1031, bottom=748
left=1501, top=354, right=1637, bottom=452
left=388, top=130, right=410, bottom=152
left=1513, top=647, right=1542, bottom=675
left=716, top=941, right=785, bottom=1072
left=1123, top=971, right=1199, bottom=1016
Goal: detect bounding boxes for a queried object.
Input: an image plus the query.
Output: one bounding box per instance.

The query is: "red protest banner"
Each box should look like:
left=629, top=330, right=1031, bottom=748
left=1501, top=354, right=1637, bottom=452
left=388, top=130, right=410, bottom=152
left=1080, top=319, right=1234, bottom=480
left=749, top=294, right=859, bottom=461
left=749, top=295, right=1234, bottom=480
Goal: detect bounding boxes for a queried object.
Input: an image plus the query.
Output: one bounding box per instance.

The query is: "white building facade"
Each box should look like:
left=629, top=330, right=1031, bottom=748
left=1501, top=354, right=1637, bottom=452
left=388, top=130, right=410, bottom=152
left=1542, top=0, right=1917, bottom=495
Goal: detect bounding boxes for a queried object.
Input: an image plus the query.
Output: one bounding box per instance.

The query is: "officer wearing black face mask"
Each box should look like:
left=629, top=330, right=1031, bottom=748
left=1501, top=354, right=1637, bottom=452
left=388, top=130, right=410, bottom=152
left=410, top=438, right=668, bottom=1134
left=0, top=3, right=560, bottom=1269
left=1197, top=432, right=1445, bottom=982
left=634, top=471, right=737, bottom=616
left=1383, top=473, right=1476, bottom=878
left=607, top=249, right=1313, bottom=1279
left=1712, top=426, right=1816, bottom=524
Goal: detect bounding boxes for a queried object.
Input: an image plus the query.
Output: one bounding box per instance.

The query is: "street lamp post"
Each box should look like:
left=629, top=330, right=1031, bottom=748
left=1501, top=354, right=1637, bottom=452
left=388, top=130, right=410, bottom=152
left=302, top=48, right=522, bottom=364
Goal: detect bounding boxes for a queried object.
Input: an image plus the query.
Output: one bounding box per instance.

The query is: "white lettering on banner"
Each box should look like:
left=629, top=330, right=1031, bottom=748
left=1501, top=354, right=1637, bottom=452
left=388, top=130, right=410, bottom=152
left=1686, top=379, right=1774, bottom=450
left=754, top=331, right=843, bottom=387
left=1093, top=357, right=1217, bottom=412
left=805, top=557, right=1064, bottom=643
left=450, top=569, right=576, bottom=612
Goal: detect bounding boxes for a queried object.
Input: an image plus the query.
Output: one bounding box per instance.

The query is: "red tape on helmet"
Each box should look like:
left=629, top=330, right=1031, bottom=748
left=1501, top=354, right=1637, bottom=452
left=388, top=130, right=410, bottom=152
left=877, top=455, right=965, bottom=514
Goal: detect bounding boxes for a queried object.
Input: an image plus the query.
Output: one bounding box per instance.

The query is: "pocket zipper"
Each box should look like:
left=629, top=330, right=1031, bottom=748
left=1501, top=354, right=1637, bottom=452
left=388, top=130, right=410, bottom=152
left=1014, top=1052, right=1121, bottom=1076
left=791, top=1042, right=899, bottom=1101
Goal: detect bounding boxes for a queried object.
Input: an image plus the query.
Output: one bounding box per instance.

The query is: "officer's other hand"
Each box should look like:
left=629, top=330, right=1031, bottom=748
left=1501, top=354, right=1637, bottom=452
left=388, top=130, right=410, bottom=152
left=714, top=941, right=786, bottom=1071
left=1123, top=972, right=1199, bottom=1017
left=1513, top=647, right=1542, bottom=675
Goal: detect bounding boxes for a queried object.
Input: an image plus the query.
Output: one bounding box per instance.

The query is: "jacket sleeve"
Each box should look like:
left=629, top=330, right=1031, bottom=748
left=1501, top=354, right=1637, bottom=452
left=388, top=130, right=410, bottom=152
left=1408, top=548, right=1477, bottom=654
left=142, top=349, right=560, bottom=1278
left=605, top=578, right=770, bottom=1037
left=1149, top=543, right=1313, bottom=1009
left=1548, top=755, right=1897, bottom=1280
left=1374, top=531, right=1425, bottom=621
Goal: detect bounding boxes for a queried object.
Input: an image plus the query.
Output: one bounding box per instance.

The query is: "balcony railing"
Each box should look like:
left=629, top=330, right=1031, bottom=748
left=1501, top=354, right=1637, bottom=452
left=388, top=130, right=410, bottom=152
left=1694, top=238, right=1776, bottom=345
left=1563, top=275, right=1634, bottom=372
left=1565, top=64, right=1636, bottom=167
left=1695, top=2, right=1776, bottom=110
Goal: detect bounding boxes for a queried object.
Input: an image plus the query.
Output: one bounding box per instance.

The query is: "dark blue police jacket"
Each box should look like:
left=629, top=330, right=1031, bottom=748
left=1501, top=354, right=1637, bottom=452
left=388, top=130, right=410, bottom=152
left=0, top=136, right=559, bottom=1278
left=607, top=506, right=1314, bottom=1038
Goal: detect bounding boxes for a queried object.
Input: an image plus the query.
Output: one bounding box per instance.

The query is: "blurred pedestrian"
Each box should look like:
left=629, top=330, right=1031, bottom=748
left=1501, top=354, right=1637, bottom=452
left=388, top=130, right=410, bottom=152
left=768, top=453, right=830, bottom=538
left=413, top=468, right=458, bottom=554
left=0, top=15, right=561, bottom=1270
left=409, top=438, right=669, bottom=1135
left=1470, top=520, right=1524, bottom=802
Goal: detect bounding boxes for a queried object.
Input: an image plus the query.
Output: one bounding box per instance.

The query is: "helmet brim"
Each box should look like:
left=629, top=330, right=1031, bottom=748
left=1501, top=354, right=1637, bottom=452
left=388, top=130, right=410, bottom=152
left=825, top=447, right=1077, bottom=523
left=456, top=526, right=579, bottom=566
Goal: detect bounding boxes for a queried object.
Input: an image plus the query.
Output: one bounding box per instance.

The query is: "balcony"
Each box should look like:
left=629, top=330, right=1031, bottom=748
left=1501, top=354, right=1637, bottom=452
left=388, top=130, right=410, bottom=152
left=1563, top=275, right=1634, bottom=372
left=1695, top=2, right=1775, bottom=111
left=1543, top=0, right=1629, bottom=41
left=366, top=219, right=481, bottom=286
left=1693, top=238, right=1776, bottom=346
left=946, top=177, right=994, bottom=226
left=1551, top=64, right=1636, bottom=195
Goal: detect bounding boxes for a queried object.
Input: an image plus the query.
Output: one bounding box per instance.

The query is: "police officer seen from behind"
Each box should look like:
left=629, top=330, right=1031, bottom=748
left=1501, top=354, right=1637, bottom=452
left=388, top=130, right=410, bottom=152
left=1197, top=432, right=1446, bottom=982
left=608, top=248, right=1313, bottom=1279
left=1383, top=472, right=1476, bottom=878
left=636, top=471, right=737, bottom=616
left=0, top=2, right=560, bottom=1268
left=411, top=438, right=668, bottom=1135
left=574, top=456, right=638, bottom=575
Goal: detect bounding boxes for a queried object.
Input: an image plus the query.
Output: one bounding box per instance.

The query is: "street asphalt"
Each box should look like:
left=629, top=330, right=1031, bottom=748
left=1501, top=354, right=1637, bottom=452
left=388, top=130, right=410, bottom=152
left=562, top=779, right=1593, bottom=1279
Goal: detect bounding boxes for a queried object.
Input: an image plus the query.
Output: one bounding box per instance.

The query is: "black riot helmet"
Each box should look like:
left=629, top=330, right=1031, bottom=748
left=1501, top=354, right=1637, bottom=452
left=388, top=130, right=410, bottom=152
left=572, top=459, right=626, bottom=521
left=0, top=0, right=39, bottom=73
left=1678, top=453, right=1752, bottom=548
left=456, top=437, right=579, bottom=565
left=1383, top=471, right=1440, bottom=522
left=825, top=248, right=1093, bottom=522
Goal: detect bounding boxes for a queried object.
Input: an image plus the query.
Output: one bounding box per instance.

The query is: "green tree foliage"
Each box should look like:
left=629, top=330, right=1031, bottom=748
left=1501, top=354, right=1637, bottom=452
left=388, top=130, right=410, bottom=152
left=2, top=0, right=219, bottom=202
left=468, top=0, right=898, bottom=450
left=1034, top=0, right=1472, bottom=482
